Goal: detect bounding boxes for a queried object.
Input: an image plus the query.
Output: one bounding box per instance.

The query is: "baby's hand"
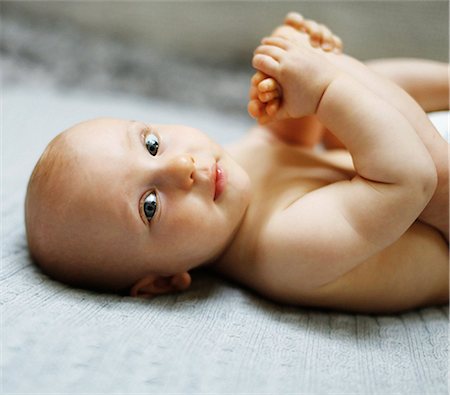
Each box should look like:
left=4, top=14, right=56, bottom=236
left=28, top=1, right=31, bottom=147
left=248, top=13, right=343, bottom=124
left=248, top=71, right=281, bottom=124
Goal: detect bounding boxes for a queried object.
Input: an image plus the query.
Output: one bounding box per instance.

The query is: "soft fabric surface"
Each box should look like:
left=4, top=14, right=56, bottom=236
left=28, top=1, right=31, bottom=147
left=2, top=84, right=448, bottom=394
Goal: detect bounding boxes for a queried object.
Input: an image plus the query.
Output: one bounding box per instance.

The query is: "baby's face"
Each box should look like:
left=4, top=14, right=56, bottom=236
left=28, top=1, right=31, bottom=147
left=58, top=118, right=251, bottom=283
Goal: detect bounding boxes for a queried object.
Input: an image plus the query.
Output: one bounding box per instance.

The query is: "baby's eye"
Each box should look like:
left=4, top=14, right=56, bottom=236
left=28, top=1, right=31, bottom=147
left=145, top=133, right=159, bottom=156
left=143, top=192, right=157, bottom=221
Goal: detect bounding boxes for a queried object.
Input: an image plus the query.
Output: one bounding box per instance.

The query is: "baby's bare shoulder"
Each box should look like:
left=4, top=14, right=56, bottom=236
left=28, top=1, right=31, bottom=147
left=251, top=220, right=448, bottom=313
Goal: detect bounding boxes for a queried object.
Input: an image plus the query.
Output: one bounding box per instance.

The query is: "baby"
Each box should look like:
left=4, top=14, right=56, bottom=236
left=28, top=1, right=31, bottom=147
left=25, top=13, right=449, bottom=313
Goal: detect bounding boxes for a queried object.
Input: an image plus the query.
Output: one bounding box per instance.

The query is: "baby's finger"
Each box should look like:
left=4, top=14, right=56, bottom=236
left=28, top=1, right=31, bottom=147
left=254, top=44, right=286, bottom=62
left=248, top=99, right=266, bottom=119
left=258, top=77, right=278, bottom=93
left=249, top=85, right=259, bottom=100
left=266, top=99, right=280, bottom=117
left=258, top=90, right=279, bottom=103
left=251, top=71, right=267, bottom=86
left=252, top=54, right=280, bottom=77
left=258, top=114, right=272, bottom=125
left=261, top=36, right=291, bottom=51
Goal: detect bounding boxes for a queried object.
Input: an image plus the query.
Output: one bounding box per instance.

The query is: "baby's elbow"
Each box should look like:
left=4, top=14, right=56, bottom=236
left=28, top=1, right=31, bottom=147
left=422, top=165, right=438, bottom=202
left=405, top=159, right=438, bottom=204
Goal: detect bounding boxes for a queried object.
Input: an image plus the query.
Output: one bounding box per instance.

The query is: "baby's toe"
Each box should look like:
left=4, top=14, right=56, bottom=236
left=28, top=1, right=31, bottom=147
left=303, top=20, right=322, bottom=47
left=284, top=12, right=306, bottom=31
left=319, top=25, right=334, bottom=51
left=333, top=35, right=343, bottom=52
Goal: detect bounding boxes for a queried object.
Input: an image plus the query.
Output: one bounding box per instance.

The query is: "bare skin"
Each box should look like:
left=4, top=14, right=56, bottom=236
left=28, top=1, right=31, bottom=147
left=209, top=14, right=449, bottom=313
left=25, top=120, right=252, bottom=295
left=248, top=13, right=449, bottom=243
left=26, top=13, right=448, bottom=313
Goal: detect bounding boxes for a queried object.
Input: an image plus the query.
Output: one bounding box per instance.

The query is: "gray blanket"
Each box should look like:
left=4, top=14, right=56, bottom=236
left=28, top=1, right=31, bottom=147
left=2, top=84, right=448, bottom=394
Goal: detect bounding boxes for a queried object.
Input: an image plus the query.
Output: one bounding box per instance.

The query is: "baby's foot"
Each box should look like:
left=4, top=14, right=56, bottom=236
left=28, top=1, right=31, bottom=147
left=248, top=13, right=343, bottom=123
left=249, top=23, right=340, bottom=122
left=284, top=12, right=343, bottom=53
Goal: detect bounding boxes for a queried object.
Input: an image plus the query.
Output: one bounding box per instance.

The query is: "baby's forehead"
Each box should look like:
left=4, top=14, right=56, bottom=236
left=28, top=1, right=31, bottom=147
left=44, top=135, right=139, bottom=230
left=66, top=118, right=129, bottom=140
left=62, top=118, right=130, bottom=155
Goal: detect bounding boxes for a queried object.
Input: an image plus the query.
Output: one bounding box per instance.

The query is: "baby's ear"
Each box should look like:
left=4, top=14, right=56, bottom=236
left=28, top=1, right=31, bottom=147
left=130, top=272, right=191, bottom=298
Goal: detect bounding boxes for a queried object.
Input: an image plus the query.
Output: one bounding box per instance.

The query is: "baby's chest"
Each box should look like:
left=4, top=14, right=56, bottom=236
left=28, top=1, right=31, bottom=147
left=223, top=218, right=447, bottom=313
left=241, top=144, right=356, bottom=212
left=216, top=144, right=355, bottom=280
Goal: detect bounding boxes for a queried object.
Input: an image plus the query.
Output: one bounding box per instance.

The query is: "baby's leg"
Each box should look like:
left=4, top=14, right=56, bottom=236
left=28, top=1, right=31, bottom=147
left=275, top=15, right=449, bottom=242
left=365, top=58, right=449, bottom=113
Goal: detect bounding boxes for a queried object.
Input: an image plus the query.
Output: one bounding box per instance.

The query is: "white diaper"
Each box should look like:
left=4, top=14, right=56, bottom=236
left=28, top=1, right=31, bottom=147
left=428, top=111, right=449, bottom=142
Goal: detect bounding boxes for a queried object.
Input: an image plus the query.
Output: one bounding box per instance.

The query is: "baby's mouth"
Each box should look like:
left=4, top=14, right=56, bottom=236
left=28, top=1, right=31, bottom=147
left=213, top=162, right=227, bottom=201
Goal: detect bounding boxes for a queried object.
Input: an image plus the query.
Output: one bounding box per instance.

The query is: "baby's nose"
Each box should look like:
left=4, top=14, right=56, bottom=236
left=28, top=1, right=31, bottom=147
left=160, top=153, right=195, bottom=190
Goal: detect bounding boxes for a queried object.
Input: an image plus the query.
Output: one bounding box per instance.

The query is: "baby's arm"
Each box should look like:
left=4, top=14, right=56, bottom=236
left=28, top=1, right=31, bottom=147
left=252, top=25, right=437, bottom=288
left=322, top=58, right=449, bottom=149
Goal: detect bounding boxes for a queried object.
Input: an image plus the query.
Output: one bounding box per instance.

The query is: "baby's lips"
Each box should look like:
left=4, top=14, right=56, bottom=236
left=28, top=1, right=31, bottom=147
left=213, top=163, right=227, bottom=201
left=210, top=162, right=217, bottom=199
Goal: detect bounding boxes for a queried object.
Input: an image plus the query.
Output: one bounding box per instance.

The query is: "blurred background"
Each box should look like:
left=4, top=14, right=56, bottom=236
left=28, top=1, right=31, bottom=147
left=2, top=0, right=448, bottom=114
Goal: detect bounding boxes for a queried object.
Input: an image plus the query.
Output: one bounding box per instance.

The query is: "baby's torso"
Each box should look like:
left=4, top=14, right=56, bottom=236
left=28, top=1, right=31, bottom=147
left=210, top=127, right=448, bottom=312
left=231, top=128, right=356, bottom=209
left=212, top=127, right=354, bottom=277
left=216, top=126, right=356, bottom=266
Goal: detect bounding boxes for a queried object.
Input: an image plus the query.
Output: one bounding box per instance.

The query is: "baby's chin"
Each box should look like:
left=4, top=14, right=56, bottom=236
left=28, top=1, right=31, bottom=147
left=226, top=153, right=252, bottom=202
